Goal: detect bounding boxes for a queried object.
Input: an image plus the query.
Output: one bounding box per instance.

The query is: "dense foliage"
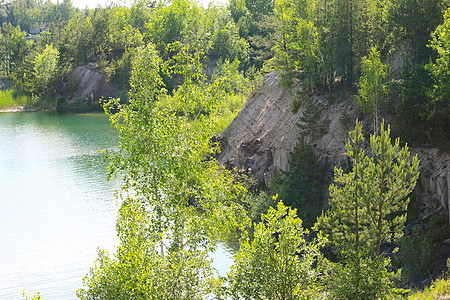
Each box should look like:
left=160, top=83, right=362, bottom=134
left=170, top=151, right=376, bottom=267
left=229, top=200, right=324, bottom=299
left=0, top=0, right=448, bottom=145
left=0, top=0, right=447, bottom=143
left=78, top=43, right=250, bottom=299
left=356, top=47, right=389, bottom=135
left=318, top=120, right=419, bottom=259
left=270, top=136, right=323, bottom=228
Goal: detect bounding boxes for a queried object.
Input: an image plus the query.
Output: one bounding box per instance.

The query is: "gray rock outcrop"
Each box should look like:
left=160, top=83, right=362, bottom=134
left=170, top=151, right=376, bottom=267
left=217, top=71, right=299, bottom=185
left=62, top=63, right=116, bottom=109
left=413, top=148, right=450, bottom=223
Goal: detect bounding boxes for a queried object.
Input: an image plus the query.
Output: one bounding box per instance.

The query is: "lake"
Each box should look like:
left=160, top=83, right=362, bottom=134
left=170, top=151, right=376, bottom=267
left=0, top=112, right=236, bottom=299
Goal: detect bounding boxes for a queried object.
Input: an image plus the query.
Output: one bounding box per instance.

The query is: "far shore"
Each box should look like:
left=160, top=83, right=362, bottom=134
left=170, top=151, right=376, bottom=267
left=0, top=105, right=103, bottom=113
left=0, top=106, right=40, bottom=113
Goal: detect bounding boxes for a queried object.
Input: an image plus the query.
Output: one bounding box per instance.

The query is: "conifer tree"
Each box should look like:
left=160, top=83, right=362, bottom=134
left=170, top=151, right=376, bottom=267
left=271, top=136, right=323, bottom=228
left=316, top=120, right=419, bottom=298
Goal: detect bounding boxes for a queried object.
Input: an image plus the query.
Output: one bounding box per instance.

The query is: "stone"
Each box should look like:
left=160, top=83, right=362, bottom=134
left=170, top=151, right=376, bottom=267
left=64, top=64, right=116, bottom=109
left=217, top=71, right=352, bottom=187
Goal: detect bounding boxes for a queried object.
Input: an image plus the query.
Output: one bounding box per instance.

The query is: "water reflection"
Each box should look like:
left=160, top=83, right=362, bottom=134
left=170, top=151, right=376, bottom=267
left=211, top=235, right=240, bottom=277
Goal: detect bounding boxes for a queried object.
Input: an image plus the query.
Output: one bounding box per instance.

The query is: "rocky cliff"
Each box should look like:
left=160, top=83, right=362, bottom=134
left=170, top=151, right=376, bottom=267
left=217, top=71, right=450, bottom=222
left=60, top=63, right=116, bottom=110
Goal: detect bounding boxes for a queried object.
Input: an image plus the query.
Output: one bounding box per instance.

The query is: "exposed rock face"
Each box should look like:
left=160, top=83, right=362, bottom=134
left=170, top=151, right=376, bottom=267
left=217, top=71, right=450, bottom=220
left=217, top=72, right=299, bottom=185
left=62, top=63, right=116, bottom=109
left=217, top=71, right=357, bottom=194
left=412, top=148, right=450, bottom=223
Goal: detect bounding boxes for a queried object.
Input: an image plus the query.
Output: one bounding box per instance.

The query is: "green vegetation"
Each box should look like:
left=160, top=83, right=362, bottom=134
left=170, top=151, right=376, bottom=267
left=396, top=8, right=450, bottom=145
left=32, top=44, right=60, bottom=108
left=78, top=43, right=250, bottom=299
left=1, top=0, right=447, bottom=297
left=0, top=89, right=30, bottom=109
left=78, top=90, right=422, bottom=298
left=407, top=278, right=450, bottom=299
left=0, top=0, right=253, bottom=110
left=318, top=121, right=419, bottom=259
left=316, top=120, right=419, bottom=299
left=244, top=189, right=277, bottom=223
left=229, top=200, right=324, bottom=299
left=397, top=213, right=450, bottom=281
left=270, top=136, right=323, bottom=228
left=397, top=226, right=436, bottom=279
left=356, top=47, right=390, bottom=135
left=0, top=0, right=448, bottom=145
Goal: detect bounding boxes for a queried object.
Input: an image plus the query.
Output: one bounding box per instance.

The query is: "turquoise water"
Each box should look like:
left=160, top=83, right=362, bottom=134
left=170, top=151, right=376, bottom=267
left=0, top=112, right=119, bottom=299
left=0, top=112, right=236, bottom=299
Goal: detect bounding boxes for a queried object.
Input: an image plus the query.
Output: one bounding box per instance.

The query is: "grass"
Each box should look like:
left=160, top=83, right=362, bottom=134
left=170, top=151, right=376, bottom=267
left=157, top=91, right=246, bottom=136
left=405, top=278, right=450, bottom=299
left=0, top=89, right=31, bottom=110
left=213, top=94, right=246, bottom=134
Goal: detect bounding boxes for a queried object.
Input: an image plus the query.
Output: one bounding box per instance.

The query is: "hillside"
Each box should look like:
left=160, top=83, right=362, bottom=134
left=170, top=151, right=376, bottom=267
left=218, top=71, right=450, bottom=251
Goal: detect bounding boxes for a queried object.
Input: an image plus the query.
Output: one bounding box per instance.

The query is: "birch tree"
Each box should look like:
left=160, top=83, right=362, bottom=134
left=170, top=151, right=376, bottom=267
left=78, top=43, right=249, bottom=299
left=356, top=47, right=389, bottom=135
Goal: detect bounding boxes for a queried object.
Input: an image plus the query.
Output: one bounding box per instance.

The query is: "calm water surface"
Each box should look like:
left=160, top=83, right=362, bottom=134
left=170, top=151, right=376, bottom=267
left=0, top=112, right=236, bottom=299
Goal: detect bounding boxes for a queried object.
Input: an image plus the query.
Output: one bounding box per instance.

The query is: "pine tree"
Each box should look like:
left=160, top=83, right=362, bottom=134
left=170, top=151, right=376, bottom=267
left=271, top=136, right=323, bottom=228
left=316, top=120, right=419, bottom=298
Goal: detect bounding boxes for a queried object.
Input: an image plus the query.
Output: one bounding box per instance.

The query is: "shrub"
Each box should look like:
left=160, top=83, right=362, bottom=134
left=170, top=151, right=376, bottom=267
left=244, top=190, right=276, bottom=223
left=228, top=201, right=324, bottom=300
left=397, top=226, right=436, bottom=279
left=323, top=255, right=397, bottom=300
left=0, top=89, right=31, bottom=109
left=407, top=278, right=450, bottom=300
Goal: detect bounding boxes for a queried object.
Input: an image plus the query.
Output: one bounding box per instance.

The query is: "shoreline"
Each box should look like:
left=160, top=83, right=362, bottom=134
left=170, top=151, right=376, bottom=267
left=0, top=105, right=102, bottom=113
left=0, top=106, right=40, bottom=113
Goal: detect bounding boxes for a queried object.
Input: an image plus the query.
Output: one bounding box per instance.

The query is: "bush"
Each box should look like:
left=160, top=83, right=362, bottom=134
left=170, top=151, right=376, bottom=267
left=407, top=278, right=450, bottom=300
left=323, top=255, right=398, bottom=300
left=228, top=201, right=324, bottom=300
left=397, top=63, right=450, bottom=146
left=0, top=89, right=31, bottom=109
left=244, top=190, right=276, bottom=223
